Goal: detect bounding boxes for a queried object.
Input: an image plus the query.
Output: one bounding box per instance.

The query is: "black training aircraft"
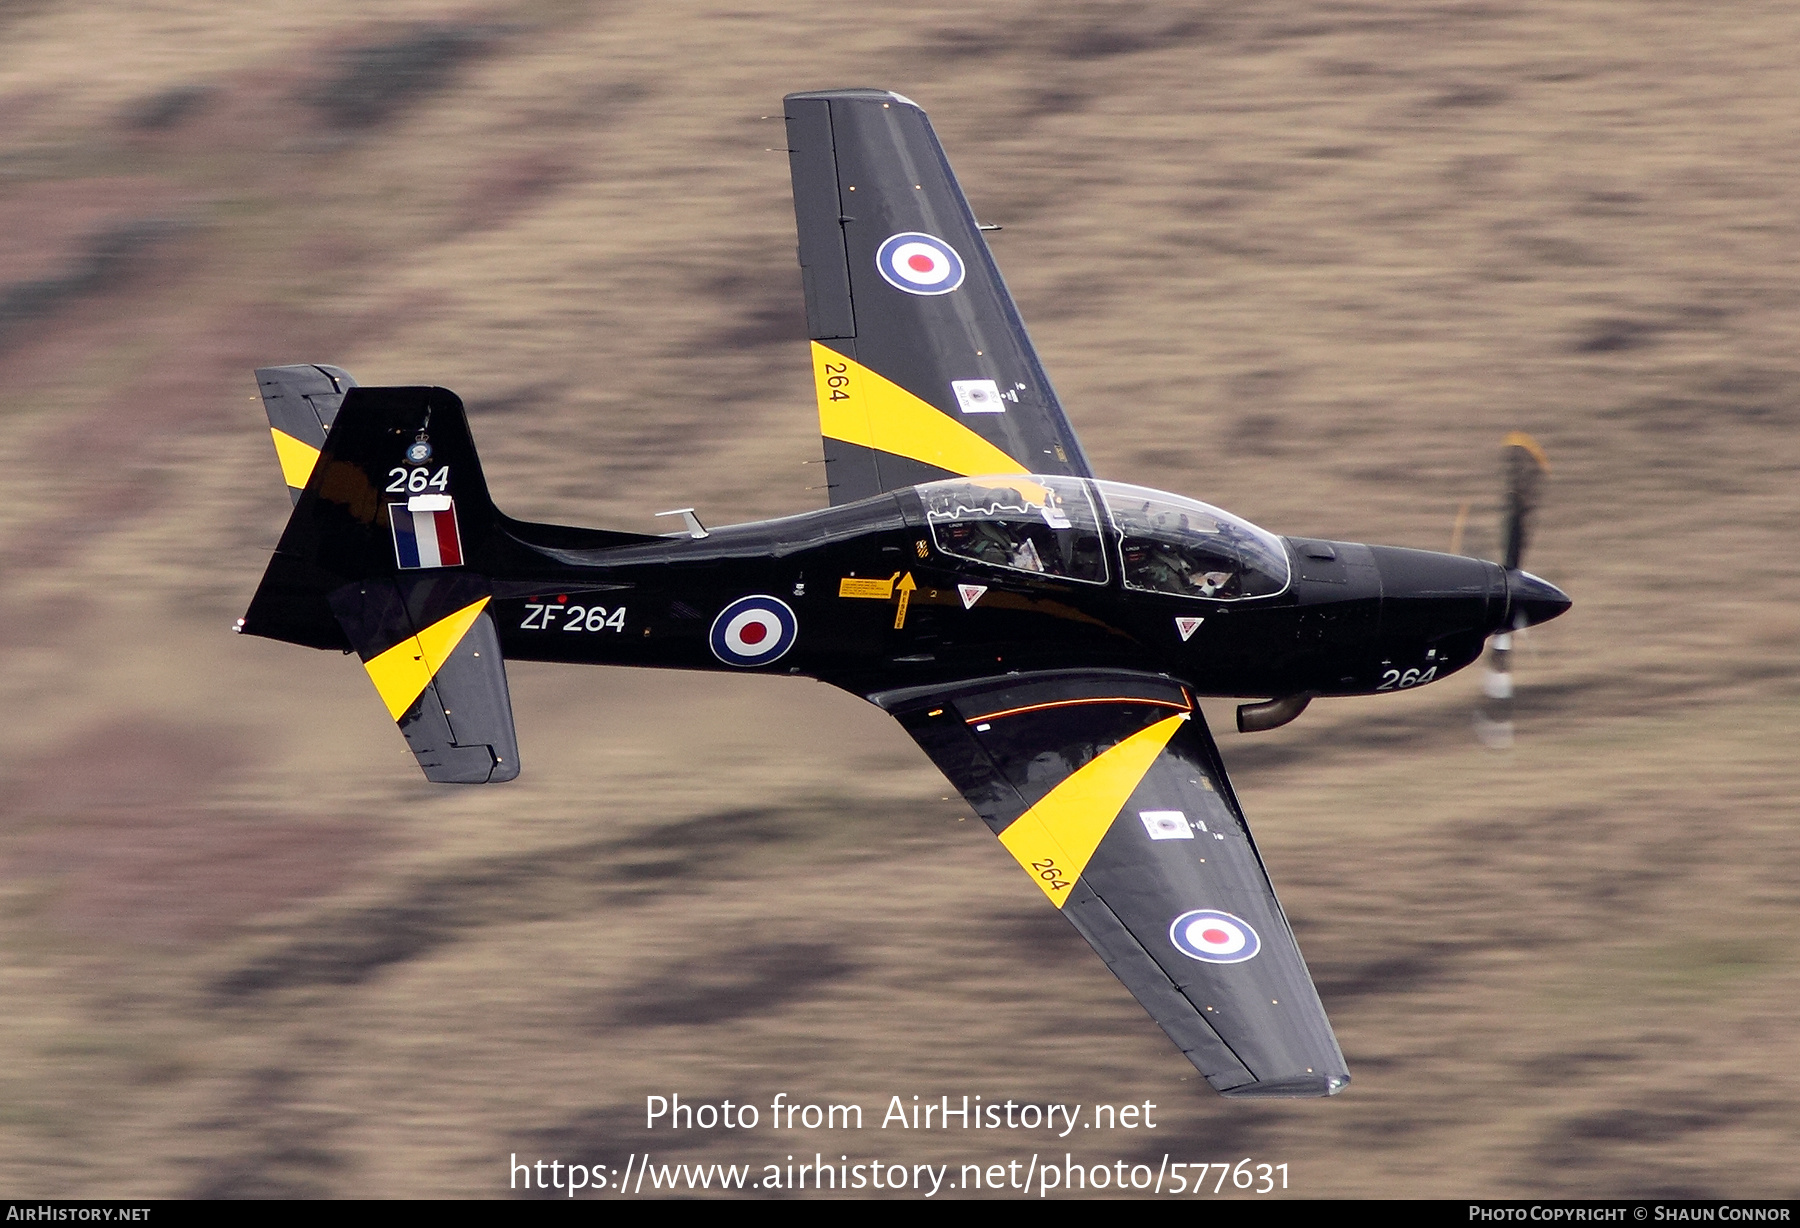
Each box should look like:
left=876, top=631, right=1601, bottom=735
left=241, top=89, right=1569, bottom=1099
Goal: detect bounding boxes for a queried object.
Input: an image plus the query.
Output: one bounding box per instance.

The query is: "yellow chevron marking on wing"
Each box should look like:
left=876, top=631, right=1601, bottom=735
left=811, top=341, right=1026, bottom=478
left=998, top=713, right=1187, bottom=909
left=361, top=598, right=490, bottom=721
left=270, top=427, right=323, bottom=491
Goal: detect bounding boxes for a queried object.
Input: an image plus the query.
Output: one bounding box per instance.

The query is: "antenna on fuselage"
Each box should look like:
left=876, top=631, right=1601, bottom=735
left=655, top=508, right=709, bottom=539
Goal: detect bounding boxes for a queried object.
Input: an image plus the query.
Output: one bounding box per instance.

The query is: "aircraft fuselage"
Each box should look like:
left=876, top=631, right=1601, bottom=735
left=488, top=482, right=1535, bottom=705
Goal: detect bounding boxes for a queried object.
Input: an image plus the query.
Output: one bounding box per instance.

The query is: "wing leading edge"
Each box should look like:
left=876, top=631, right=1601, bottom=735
left=875, top=670, right=1348, bottom=1097
left=785, top=89, right=1094, bottom=505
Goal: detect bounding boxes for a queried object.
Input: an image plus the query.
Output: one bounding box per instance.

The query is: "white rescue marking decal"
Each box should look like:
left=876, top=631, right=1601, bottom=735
left=952, top=379, right=1005, bottom=414
left=1139, top=810, right=1194, bottom=841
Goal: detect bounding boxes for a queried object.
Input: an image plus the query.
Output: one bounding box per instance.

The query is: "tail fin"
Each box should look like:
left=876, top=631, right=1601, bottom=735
left=243, top=386, right=499, bottom=643
left=244, top=385, right=516, bottom=782
left=256, top=364, right=358, bottom=503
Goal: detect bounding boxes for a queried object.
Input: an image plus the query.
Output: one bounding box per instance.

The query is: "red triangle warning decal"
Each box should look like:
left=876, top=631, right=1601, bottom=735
left=1176, top=616, right=1204, bottom=641
left=959, top=584, right=988, bottom=609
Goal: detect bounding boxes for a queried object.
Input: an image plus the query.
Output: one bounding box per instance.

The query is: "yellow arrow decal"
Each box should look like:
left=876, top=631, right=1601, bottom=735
left=361, top=597, right=490, bottom=720
left=811, top=342, right=1027, bottom=479
left=998, top=713, right=1187, bottom=908
left=893, top=572, right=916, bottom=629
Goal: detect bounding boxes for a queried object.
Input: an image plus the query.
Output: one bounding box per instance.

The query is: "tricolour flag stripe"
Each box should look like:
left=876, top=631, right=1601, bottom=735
left=392, top=504, right=422, bottom=568
left=390, top=501, right=463, bottom=570
left=433, top=506, right=462, bottom=566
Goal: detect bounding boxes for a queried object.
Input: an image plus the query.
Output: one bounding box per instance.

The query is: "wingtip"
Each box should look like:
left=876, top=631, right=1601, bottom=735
left=783, top=87, right=920, bottom=109
left=1217, top=1072, right=1350, bottom=1099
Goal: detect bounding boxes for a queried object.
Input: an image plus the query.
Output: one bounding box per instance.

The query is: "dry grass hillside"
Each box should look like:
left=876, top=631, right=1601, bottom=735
left=0, top=0, right=1795, bottom=1198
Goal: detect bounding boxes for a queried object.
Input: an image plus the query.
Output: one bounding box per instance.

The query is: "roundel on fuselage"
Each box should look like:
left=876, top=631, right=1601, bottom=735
left=709, top=595, right=799, bottom=667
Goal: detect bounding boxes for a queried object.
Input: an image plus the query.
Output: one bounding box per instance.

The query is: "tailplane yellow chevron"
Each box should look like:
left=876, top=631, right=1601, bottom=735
left=361, top=598, right=491, bottom=720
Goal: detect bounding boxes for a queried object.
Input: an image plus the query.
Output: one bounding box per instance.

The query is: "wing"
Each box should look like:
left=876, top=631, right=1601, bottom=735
left=784, top=89, right=1095, bottom=505
left=875, top=670, right=1348, bottom=1097
left=256, top=364, right=358, bottom=503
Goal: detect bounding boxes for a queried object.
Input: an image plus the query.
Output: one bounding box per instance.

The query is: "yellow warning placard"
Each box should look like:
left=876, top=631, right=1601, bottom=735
left=839, top=575, right=899, bottom=599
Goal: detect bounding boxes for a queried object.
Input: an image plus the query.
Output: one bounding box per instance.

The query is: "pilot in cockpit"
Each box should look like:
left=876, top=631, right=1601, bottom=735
left=1191, top=569, right=1235, bottom=596
left=939, top=520, right=1005, bottom=566
left=937, top=514, right=1051, bottom=574
left=1124, top=538, right=1235, bottom=597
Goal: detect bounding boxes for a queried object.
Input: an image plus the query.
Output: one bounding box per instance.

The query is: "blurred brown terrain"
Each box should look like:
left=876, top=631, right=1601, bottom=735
left=1, top=0, right=1796, bottom=1199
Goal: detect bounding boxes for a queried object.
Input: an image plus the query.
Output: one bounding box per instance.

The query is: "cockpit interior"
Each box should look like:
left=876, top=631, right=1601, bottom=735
left=919, top=476, right=1290, bottom=600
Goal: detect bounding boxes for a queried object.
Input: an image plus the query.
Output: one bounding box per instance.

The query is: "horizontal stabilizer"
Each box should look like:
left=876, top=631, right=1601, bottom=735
left=256, top=364, right=358, bottom=502
left=328, top=575, right=519, bottom=784
left=241, top=381, right=672, bottom=780
left=243, top=384, right=666, bottom=651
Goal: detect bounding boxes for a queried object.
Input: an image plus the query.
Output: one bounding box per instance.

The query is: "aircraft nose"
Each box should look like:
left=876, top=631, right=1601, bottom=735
left=1365, top=544, right=1508, bottom=652
left=1507, top=569, right=1571, bottom=629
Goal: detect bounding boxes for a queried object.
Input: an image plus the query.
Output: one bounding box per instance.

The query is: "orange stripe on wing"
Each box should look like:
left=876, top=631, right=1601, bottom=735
left=965, top=693, right=1193, bottom=725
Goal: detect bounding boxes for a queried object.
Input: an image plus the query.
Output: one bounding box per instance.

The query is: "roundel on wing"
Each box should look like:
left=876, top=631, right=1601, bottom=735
left=875, top=232, right=966, bottom=296
left=1168, top=909, right=1261, bottom=964
left=709, top=595, right=799, bottom=667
